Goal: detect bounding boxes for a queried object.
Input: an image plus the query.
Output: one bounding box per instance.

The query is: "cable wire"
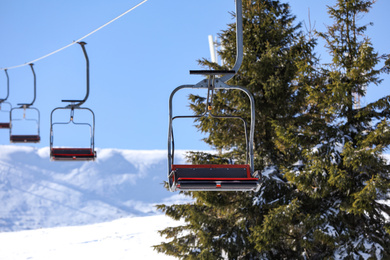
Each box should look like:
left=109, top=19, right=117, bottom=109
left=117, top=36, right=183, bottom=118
left=0, top=0, right=148, bottom=70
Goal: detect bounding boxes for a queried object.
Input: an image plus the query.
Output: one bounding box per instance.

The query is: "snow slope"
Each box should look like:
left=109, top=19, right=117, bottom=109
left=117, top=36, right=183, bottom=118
left=0, top=145, right=191, bottom=232
left=0, top=214, right=182, bottom=260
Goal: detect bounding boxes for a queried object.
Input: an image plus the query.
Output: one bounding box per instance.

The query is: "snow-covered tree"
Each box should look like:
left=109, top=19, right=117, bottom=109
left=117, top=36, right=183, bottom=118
left=262, top=0, right=390, bottom=258
left=155, top=0, right=390, bottom=258
left=155, top=0, right=314, bottom=258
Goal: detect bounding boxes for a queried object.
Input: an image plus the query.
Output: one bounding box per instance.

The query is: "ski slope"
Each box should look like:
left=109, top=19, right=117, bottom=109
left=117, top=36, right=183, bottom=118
left=0, top=214, right=182, bottom=260
left=0, top=145, right=190, bottom=231
left=1, top=145, right=389, bottom=259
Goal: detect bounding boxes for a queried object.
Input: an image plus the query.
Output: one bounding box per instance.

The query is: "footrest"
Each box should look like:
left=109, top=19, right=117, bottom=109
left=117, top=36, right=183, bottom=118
left=10, top=135, right=40, bottom=143
left=51, top=148, right=96, bottom=161
left=189, top=70, right=236, bottom=75
left=171, top=164, right=260, bottom=191
left=177, top=180, right=260, bottom=191
left=172, top=164, right=252, bottom=178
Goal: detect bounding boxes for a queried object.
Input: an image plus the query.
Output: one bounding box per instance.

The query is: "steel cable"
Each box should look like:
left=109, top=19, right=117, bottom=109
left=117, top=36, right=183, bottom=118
left=0, top=0, right=148, bottom=70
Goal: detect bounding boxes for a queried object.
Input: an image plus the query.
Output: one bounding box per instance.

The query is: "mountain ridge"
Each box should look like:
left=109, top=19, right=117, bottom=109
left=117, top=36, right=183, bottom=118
left=0, top=145, right=190, bottom=232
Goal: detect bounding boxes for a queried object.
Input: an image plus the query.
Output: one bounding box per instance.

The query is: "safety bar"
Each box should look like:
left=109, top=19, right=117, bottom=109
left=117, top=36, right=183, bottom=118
left=168, top=78, right=256, bottom=175
left=9, top=106, right=40, bottom=137
left=50, top=106, right=95, bottom=152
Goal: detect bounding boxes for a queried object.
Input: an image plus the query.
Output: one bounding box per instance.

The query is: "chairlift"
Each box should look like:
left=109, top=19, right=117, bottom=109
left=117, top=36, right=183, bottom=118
left=10, top=64, right=41, bottom=143
left=168, top=0, right=261, bottom=192
left=0, top=69, right=11, bottom=129
left=50, top=42, right=96, bottom=161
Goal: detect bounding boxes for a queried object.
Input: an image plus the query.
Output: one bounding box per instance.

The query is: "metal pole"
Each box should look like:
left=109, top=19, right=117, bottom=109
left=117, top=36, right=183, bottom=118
left=208, top=35, right=217, bottom=63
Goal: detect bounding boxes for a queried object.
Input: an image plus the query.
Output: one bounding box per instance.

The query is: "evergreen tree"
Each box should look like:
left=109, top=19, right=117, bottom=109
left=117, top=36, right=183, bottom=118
left=155, top=0, right=390, bottom=259
left=155, top=0, right=315, bottom=259
left=254, top=0, right=390, bottom=258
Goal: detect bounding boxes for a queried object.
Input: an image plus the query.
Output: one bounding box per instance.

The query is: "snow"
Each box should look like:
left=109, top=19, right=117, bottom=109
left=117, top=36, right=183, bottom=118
left=381, top=153, right=390, bottom=162
left=261, top=166, right=277, bottom=179
left=261, top=166, right=284, bottom=183
left=0, top=145, right=191, bottom=231
left=322, top=223, right=338, bottom=237
left=377, top=199, right=390, bottom=221
left=0, top=145, right=192, bottom=259
left=0, top=214, right=183, bottom=260
left=1, top=145, right=390, bottom=259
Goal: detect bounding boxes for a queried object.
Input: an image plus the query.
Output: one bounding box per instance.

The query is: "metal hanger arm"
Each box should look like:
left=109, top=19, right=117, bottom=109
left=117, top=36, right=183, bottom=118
left=220, top=0, right=243, bottom=83
left=0, top=69, right=10, bottom=102
left=62, top=42, right=90, bottom=107
left=17, top=64, right=36, bottom=107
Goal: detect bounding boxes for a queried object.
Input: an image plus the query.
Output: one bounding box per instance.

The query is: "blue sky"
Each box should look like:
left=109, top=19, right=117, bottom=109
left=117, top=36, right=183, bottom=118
left=0, top=0, right=389, bottom=151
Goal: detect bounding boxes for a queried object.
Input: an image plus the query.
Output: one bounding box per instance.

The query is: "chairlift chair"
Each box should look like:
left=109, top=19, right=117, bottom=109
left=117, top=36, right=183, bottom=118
left=0, top=104, right=11, bottom=129
left=10, top=64, right=41, bottom=143
left=0, top=69, right=11, bottom=129
left=168, top=0, right=260, bottom=192
left=50, top=42, right=96, bottom=161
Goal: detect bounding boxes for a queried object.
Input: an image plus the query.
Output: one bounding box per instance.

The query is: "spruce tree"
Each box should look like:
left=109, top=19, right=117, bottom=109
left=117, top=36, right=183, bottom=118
left=156, top=0, right=390, bottom=258
left=253, top=0, right=390, bottom=258
left=155, top=0, right=315, bottom=259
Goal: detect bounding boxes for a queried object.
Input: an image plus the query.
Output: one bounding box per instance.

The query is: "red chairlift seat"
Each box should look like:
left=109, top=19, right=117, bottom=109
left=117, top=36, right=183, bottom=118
left=171, top=164, right=260, bottom=191
left=0, top=122, right=10, bottom=129
left=51, top=148, right=96, bottom=161
left=10, top=134, right=40, bottom=143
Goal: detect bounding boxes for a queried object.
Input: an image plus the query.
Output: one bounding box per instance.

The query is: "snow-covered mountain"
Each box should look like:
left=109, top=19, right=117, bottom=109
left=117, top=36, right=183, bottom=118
left=0, top=145, right=191, bottom=232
